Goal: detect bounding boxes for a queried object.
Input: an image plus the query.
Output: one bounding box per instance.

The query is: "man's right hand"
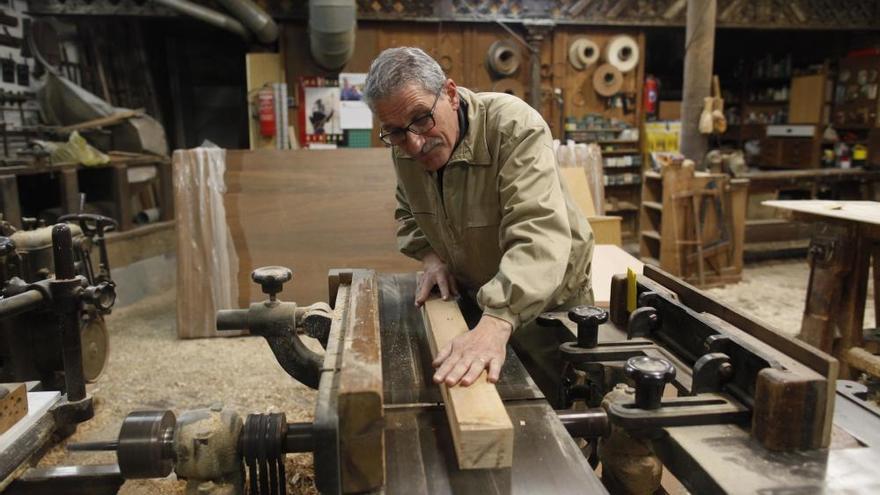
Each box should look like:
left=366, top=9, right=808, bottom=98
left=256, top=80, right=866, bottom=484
left=415, top=252, right=459, bottom=306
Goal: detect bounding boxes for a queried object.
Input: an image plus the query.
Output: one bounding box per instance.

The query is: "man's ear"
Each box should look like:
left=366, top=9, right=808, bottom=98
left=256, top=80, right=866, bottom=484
left=446, top=78, right=460, bottom=111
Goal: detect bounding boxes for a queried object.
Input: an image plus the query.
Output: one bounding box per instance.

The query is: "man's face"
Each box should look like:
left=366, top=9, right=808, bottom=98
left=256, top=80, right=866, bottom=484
left=374, top=79, right=460, bottom=172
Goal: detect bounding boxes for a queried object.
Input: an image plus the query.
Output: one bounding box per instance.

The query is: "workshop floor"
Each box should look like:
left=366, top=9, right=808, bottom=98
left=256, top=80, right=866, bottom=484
left=34, top=257, right=874, bottom=494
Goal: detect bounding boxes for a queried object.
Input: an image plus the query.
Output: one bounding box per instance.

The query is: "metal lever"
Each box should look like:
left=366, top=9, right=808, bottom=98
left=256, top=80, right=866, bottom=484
left=216, top=266, right=322, bottom=389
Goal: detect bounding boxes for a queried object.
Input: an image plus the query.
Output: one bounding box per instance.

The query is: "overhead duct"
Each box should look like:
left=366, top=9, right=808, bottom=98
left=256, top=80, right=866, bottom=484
left=309, top=0, right=357, bottom=70
left=153, top=0, right=250, bottom=41
left=215, top=0, right=279, bottom=44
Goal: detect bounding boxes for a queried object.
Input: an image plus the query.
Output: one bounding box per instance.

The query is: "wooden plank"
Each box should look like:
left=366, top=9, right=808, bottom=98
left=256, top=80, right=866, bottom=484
left=588, top=215, right=622, bottom=246
left=337, top=270, right=384, bottom=491
left=559, top=166, right=597, bottom=216
left=764, top=200, right=880, bottom=226
left=58, top=110, right=142, bottom=133
left=593, top=244, right=643, bottom=307
left=420, top=297, right=513, bottom=469
left=0, top=383, right=27, bottom=435
left=224, top=149, right=420, bottom=308
left=788, top=74, right=825, bottom=124
left=245, top=53, right=284, bottom=150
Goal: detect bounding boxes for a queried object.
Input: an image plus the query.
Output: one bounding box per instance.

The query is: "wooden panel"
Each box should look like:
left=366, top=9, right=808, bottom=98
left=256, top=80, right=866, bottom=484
left=588, top=215, right=622, bottom=246
left=788, top=74, right=825, bottom=124
left=224, top=149, right=420, bottom=308
left=421, top=297, right=513, bottom=469
left=0, top=383, right=27, bottom=435
left=337, top=270, right=384, bottom=492
left=560, top=166, right=597, bottom=216
left=246, top=53, right=285, bottom=150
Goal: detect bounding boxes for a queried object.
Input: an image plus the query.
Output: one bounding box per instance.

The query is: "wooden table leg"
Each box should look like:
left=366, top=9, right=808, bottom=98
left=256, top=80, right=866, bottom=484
left=832, top=231, right=871, bottom=379
left=799, top=222, right=854, bottom=353
left=111, top=164, right=133, bottom=231
left=58, top=168, right=80, bottom=215
left=156, top=160, right=174, bottom=222
left=0, top=174, right=21, bottom=228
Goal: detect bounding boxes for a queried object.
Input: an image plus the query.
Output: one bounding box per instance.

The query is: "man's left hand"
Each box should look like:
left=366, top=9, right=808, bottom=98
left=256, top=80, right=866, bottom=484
left=432, top=315, right=513, bottom=387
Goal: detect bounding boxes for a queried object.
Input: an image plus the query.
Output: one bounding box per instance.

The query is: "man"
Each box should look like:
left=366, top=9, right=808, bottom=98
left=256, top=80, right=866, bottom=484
left=363, top=47, right=593, bottom=404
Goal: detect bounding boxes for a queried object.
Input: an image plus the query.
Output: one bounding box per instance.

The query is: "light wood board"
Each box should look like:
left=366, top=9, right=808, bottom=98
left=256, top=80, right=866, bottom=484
left=593, top=244, right=643, bottom=307
left=560, top=166, right=597, bottom=216
left=421, top=297, right=513, bottom=470
left=0, top=383, right=27, bottom=435
left=763, top=200, right=880, bottom=226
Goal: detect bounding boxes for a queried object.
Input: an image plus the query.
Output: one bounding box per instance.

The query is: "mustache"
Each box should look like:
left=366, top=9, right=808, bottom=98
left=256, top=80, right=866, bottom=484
left=419, top=138, right=443, bottom=156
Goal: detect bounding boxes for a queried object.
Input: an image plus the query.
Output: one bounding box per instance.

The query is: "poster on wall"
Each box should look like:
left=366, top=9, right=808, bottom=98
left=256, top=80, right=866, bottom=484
left=298, top=77, right=343, bottom=148
left=339, top=73, right=373, bottom=130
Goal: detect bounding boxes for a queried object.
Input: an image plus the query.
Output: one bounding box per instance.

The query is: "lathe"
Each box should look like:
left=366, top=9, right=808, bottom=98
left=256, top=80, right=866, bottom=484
left=5, top=259, right=880, bottom=493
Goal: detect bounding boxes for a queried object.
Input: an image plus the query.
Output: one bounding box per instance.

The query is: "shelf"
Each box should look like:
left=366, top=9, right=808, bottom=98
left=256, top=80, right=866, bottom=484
left=641, top=230, right=661, bottom=241
left=598, top=139, right=639, bottom=145
left=644, top=171, right=661, bottom=180
left=604, top=163, right=641, bottom=169
left=601, top=149, right=641, bottom=155
left=746, top=100, right=788, bottom=105
left=642, top=200, right=662, bottom=211
left=605, top=181, right=641, bottom=187
left=606, top=201, right=639, bottom=213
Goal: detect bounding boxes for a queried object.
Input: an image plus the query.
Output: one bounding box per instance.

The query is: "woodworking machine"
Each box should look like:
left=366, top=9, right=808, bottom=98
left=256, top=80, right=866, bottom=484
left=7, top=263, right=880, bottom=494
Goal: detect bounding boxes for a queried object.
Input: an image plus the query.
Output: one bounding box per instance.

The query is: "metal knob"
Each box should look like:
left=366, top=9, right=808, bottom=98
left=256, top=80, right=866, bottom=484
left=567, top=305, right=608, bottom=348
left=624, top=356, right=676, bottom=410
left=252, top=266, right=293, bottom=302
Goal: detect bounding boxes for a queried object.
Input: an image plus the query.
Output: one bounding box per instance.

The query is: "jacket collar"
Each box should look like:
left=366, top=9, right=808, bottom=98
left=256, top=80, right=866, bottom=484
left=392, top=87, right=492, bottom=167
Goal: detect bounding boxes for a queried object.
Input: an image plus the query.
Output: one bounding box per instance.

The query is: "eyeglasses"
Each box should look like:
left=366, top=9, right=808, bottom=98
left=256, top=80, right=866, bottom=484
left=378, top=84, right=444, bottom=146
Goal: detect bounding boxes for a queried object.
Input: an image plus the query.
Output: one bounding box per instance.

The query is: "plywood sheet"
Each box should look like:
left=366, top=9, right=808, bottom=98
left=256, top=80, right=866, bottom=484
left=763, top=200, right=880, bottom=226
left=560, top=166, right=597, bottom=216
left=224, top=149, right=420, bottom=308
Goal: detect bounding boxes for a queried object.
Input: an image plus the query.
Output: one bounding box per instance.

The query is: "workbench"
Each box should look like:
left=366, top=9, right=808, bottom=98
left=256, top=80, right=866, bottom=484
left=0, top=153, right=172, bottom=231
left=764, top=200, right=880, bottom=379
left=743, top=167, right=880, bottom=257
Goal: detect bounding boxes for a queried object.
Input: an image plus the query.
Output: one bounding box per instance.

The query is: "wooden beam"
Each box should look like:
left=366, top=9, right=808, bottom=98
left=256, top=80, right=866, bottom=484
left=0, top=383, right=27, bottom=435
left=680, top=0, right=716, bottom=161
left=420, top=297, right=513, bottom=470
left=337, top=270, right=385, bottom=491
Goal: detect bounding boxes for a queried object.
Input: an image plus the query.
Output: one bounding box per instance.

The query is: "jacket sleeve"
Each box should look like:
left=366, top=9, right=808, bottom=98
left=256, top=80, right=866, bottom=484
left=394, top=183, right=434, bottom=261
left=476, top=120, right=572, bottom=330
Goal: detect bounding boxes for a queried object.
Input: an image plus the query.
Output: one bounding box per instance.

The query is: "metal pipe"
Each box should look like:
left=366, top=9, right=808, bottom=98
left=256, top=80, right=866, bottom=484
left=284, top=422, right=315, bottom=453
left=216, top=309, right=249, bottom=331
left=556, top=408, right=610, bottom=439
left=154, top=0, right=251, bottom=41
left=215, top=0, right=279, bottom=44
left=53, top=224, right=87, bottom=402
left=0, top=289, right=45, bottom=318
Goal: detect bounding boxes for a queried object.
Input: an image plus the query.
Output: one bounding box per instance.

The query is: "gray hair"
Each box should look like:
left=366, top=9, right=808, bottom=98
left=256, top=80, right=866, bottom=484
left=363, top=47, right=446, bottom=110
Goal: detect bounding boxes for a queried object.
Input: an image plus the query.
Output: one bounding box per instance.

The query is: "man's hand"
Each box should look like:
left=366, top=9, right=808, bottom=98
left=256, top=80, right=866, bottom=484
left=432, top=315, right=512, bottom=387
left=416, top=252, right=459, bottom=306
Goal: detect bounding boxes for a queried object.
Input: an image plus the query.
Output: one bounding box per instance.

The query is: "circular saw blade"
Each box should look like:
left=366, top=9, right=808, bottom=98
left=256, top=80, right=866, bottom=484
left=81, top=316, right=110, bottom=383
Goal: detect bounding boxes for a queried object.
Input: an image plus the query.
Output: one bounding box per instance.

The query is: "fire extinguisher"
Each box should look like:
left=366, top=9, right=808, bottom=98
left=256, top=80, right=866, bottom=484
left=643, top=74, right=659, bottom=120
left=257, top=86, right=275, bottom=138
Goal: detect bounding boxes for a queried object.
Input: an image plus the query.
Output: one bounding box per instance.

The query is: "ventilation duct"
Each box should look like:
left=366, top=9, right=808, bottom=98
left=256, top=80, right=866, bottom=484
left=154, top=0, right=250, bottom=41
left=309, top=0, right=357, bottom=70
left=215, top=0, right=279, bottom=44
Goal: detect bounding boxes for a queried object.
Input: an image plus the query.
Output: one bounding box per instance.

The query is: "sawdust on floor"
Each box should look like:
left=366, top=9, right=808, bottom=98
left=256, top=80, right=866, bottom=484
left=31, top=257, right=876, bottom=494
left=36, top=289, right=319, bottom=495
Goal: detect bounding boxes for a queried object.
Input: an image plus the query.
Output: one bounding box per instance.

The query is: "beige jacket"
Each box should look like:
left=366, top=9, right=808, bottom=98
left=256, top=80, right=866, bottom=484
left=393, top=87, right=594, bottom=329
